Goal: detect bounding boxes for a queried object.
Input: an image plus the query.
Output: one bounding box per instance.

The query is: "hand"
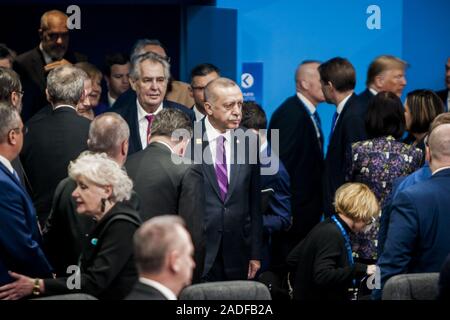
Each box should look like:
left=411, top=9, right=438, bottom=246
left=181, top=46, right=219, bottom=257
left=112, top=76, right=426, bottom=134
left=0, top=271, right=34, bottom=300
left=247, top=260, right=261, bottom=279
left=367, top=264, right=377, bottom=276
left=44, top=59, right=71, bottom=72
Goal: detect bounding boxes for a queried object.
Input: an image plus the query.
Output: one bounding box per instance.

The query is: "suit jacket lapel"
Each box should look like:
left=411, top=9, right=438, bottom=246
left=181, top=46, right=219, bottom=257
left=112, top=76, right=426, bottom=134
left=201, top=122, right=223, bottom=201
left=131, top=100, right=143, bottom=151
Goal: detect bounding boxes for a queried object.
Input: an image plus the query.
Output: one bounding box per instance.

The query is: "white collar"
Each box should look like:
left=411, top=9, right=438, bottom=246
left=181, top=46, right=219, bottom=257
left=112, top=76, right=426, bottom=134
left=336, top=93, right=353, bottom=114
left=193, top=105, right=205, bottom=122
left=432, top=166, right=450, bottom=176
left=297, top=92, right=316, bottom=115
left=204, top=116, right=232, bottom=143
left=369, top=88, right=378, bottom=96
left=138, top=277, right=177, bottom=300
left=107, top=92, right=116, bottom=107
left=54, top=104, right=76, bottom=111
left=137, top=99, right=163, bottom=121
left=151, top=141, right=175, bottom=154
left=0, top=155, right=14, bottom=174
left=39, top=43, right=54, bottom=65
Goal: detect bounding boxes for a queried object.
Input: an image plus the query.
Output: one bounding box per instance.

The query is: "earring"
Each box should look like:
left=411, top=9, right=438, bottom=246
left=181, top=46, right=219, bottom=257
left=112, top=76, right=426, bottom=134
left=101, top=198, right=106, bottom=213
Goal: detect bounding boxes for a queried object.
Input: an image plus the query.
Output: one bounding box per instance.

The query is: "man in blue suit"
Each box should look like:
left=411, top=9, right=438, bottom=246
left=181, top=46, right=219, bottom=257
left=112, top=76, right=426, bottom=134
left=112, top=51, right=194, bottom=155
left=378, top=122, right=450, bottom=292
left=0, top=103, right=52, bottom=286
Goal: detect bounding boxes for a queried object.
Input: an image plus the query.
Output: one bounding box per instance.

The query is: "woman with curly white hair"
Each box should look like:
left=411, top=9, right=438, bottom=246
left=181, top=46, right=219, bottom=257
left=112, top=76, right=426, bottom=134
left=0, top=152, right=141, bottom=300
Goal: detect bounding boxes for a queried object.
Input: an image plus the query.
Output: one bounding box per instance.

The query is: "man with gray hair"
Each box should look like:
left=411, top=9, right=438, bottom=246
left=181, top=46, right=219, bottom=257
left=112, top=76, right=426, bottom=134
left=43, top=112, right=137, bottom=277
left=0, top=103, right=53, bottom=286
left=126, top=215, right=195, bottom=300
left=378, top=122, right=450, bottom=293
left=20, top=64, right=91, bottom=227
left=125, top=109, right=203, bottom=261
left=113, top=51, right=194, bottom=155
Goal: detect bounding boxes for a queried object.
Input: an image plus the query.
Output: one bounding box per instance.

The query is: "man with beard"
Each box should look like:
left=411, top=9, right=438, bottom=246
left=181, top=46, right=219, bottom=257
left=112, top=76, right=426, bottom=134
left=14, top=10, right=86, bottom=121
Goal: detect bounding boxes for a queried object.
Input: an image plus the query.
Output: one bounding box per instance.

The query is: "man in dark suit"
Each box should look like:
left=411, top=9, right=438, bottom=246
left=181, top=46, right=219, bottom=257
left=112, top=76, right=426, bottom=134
left=0, top=67, right=29, bottom=189
left=20, top=65, right=90, bottom=227
left=189, top=63, right=221, bottom=122
left=112, top=52, right=194, bottom=155
left=319, top=57, right=367, bottom=216
left=126, top=215, right=195, bottom=300
left=359, top=55, right=407, bottom=107
left=14, top=10, right=86, bottom=122
left=269, top=60, right=325, bottom=250
left=188, top=77, right=263, bottom=282
left=43, top=112, right=135, bottom=277
left=378, top=123, right=450, bottom=292
left=0, top=103, right=53, bottom=286
left=126, top=108, right=202, bottom=221
left=436, top=58, right=450, bottom=111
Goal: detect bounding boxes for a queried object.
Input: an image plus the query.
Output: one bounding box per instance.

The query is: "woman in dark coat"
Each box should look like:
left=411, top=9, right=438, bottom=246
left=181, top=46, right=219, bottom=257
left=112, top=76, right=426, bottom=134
left=0, top=152, right=141, bottom=300
left=287, top=183, right=379, bottom=301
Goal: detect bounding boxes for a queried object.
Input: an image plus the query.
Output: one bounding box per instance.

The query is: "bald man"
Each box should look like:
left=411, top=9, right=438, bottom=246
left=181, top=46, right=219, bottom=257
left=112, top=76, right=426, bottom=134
left=14, top=9, right=86, bottom=121
left=378, top=123, right=450, bottom=293
left=268, top=61, right=325, bottom=258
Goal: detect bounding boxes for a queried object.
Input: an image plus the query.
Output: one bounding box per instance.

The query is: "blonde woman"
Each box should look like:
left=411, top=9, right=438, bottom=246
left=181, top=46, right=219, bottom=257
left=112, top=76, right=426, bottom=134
left=287, top=183, right=379, bottom=301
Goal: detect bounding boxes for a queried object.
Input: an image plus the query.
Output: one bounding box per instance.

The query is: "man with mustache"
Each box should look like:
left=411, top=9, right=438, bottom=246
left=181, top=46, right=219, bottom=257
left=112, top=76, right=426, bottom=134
left=14, top=10, right=86, bottom=121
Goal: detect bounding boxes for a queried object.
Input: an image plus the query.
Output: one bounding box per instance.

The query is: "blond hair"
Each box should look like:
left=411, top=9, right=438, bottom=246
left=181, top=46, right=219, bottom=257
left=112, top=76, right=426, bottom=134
left=334, top=183, right=379, bottom=222
left=366, top=55, right=407, bottom=86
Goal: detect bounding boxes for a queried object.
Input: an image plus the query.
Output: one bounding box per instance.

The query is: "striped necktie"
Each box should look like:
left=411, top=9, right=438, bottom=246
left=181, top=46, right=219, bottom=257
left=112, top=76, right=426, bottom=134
left=215, top=135, right=228, bottom=202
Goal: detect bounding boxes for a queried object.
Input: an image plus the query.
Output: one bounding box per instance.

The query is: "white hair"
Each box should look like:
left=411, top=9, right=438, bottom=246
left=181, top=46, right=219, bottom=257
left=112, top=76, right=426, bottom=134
left=68, top=151, right=133, bottom=202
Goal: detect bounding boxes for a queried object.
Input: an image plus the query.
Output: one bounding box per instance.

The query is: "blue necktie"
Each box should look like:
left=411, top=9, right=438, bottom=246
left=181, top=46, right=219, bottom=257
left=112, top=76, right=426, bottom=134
left=12, top=169, right=20, bottom=182
left=312, top=111, right=324, bottom=149
left=329, top=111, right=339, bottom=142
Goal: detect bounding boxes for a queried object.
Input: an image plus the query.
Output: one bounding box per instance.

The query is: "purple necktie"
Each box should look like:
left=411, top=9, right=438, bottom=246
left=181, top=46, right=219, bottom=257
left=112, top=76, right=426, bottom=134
left=145, top=114, right=154, bottom=142
left=215, top=135, right=228, bottom=202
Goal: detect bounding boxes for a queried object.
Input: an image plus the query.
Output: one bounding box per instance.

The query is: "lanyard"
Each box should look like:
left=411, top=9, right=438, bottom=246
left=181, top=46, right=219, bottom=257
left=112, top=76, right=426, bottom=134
left=331, top=215, right=354, bottom=267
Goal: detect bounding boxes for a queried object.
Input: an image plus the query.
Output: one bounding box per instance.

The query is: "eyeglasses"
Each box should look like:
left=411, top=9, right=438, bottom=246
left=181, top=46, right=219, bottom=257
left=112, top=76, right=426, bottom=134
left=12, top=126, right=27, bottom=135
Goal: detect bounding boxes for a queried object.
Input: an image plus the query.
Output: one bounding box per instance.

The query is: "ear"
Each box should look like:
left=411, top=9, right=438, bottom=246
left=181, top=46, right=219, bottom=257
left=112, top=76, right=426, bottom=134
left=122, top=139, right=129, bottom=156
left=168, top=250, right=181, bottom=274
left=425, top=145, right=432, bottom=163
left=129, top=77, right=137, bottom=91
left=7, top=129, right=17, bottom=146
left=188, top=85, right=194, bottom=98
left=204, top=101, right=213, bottom=116
left=45, top=89, right=52, bottom=104
left=103, top=185, right=113, bottom=198
left=373, top=74, right=384, bottom=89
left=10, top=92, right=19, bottom=108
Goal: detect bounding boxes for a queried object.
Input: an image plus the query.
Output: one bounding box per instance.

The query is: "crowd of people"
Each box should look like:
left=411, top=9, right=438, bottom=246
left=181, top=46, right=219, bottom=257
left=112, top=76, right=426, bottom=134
left=0, top=9, right=450, bottom=301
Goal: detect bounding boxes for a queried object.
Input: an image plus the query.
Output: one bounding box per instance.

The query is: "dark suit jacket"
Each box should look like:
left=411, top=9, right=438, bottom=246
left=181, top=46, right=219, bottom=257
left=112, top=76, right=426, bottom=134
left=42, top=177, right=141, bottom=277
left=436, top=89, right=448, bottom=111
left=125, top=281, right=168, bottom=300
left=287, top=216, right=367, bottom=301
left=378, top=168, right=450, bottom=290
left=44, top=201, right=141, bottom=300
left=358, top=88, right=375, bottom=108
left=20, top=106, right=90, bottom=226
left=188, top=122, right=263, bottom=280
left=13, top=47, right=86, bottom=121
left=323, top=93, right=367, bottom=216
left=0, top=161, right=53, bottom=285
left=112, top=89, right=195, bottom=155
left=268, top=95, right=324, bottom=248
left=125, top=142, right=205, bottom=282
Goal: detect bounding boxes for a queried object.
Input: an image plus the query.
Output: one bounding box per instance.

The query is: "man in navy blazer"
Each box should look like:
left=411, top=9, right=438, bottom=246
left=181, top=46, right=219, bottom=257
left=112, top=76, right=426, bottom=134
left=188, top=78, right=263, bottom=282
left=0, top=103, right=52, bottom=286
left=319, top=57, right=367, bottom=216
left=378, top=123, right=450, bottom=292
left=112, top=52, right=194, bottom=155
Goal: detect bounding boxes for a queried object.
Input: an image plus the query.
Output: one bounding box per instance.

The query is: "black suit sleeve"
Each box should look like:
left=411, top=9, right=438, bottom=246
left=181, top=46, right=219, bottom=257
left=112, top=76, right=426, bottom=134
left=250, top=161, right=263, bottom=260
left=44, top=220, right=136, bottom=297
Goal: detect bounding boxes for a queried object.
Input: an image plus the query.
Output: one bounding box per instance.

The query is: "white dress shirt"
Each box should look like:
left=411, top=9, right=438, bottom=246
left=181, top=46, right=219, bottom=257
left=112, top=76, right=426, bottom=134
left=193, top=105, right=205, bottom=122
left=0, top=155, right=14, bottom=174
left=107, top=92, right=116, bottom=107
left=334, top=93, right=353, bottom=126
left=204, top=116, right=231, bottom=183
left=137, top=100, right=163, bottom=149
left=138, top=277, right=177, bottom=300
left=297, top=92, right=321, bottom=140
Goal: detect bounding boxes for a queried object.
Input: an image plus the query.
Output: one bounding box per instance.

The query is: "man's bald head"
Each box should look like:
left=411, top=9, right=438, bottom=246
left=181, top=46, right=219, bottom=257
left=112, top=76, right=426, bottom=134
left=428, top=123, right=450, bottom=165
left=40, top=10, right=68, bottom=30
left=39, top=10, right=69, bottom=61
left=295, top=60, right=325, bottom=106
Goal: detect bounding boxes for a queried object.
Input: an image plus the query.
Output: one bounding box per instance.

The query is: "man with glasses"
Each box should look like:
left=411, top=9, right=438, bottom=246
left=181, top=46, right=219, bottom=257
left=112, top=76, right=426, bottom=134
left=113, top=52, right=194, bottom=155
left=0, top=102, right=53, bottom=286
left=14, top=9, right=86, bottom=121
left=189, top=63, right=220, bottom=122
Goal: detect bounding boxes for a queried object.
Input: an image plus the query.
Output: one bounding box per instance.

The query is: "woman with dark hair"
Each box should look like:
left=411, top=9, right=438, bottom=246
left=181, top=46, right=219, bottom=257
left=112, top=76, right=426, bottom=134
left=346, top=91, right=422, bottom=262
left=404, top=89, right=445, bottom=159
